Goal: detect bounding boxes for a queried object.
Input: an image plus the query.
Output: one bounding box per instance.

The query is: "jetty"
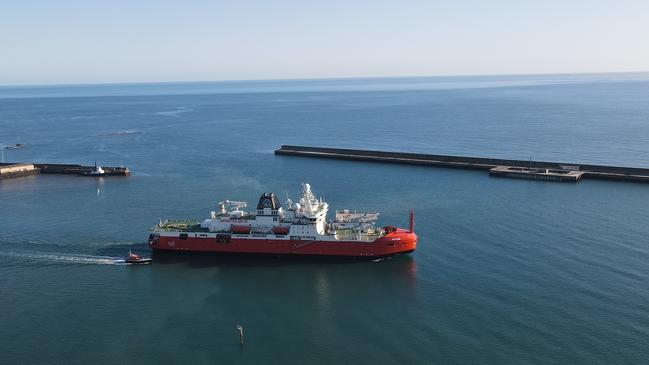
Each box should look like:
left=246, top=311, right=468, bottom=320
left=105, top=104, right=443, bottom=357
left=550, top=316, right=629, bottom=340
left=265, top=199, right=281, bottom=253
left=274, top=145, right=649, bottom=184
left=0, top=162, right=130, bottom=179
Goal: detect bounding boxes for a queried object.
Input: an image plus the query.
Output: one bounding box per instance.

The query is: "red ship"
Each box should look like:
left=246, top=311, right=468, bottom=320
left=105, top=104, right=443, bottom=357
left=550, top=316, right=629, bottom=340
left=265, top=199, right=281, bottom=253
left=148, top=183, right=417, bottom=258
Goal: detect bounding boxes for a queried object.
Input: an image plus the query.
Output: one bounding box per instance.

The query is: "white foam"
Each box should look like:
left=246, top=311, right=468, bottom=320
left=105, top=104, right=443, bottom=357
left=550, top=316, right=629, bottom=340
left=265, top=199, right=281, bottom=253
left=153, top=107, right=194, bottom=117
left=1, top=251, right=123, bottom=265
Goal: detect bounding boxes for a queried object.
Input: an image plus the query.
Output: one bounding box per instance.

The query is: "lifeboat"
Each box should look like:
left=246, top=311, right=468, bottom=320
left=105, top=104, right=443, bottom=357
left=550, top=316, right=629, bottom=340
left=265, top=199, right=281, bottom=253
left=272, top=226, right=289, bottom=235
left=231, top=225, right=251, bottom=234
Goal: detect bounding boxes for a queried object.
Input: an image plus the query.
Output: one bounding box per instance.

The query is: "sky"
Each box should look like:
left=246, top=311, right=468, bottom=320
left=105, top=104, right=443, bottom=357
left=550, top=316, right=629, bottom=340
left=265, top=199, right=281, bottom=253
left=1, top=0, right=648, bottom=85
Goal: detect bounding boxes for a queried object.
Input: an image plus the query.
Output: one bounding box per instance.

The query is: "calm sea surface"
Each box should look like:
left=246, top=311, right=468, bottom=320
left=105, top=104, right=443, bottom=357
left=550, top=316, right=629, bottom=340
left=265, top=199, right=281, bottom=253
left=1, top=74, right=649, bottom=364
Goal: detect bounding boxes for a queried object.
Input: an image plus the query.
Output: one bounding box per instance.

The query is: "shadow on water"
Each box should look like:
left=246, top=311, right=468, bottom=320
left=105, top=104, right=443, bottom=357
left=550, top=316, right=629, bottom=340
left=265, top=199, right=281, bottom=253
left=150, top=249, right=419, bottom=270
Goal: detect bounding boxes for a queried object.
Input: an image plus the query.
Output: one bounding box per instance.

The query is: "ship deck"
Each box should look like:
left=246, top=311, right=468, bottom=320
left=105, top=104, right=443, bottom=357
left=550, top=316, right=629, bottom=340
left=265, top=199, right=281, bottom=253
left=153, top=220, right=385, bottom=242
left=154, top=220, right=207, bottom=232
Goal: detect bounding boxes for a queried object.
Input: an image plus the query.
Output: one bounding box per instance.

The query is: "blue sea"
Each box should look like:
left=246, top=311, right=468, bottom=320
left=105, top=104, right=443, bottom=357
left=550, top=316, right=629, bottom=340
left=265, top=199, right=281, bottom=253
left=1, top=73, right=649, bottom=364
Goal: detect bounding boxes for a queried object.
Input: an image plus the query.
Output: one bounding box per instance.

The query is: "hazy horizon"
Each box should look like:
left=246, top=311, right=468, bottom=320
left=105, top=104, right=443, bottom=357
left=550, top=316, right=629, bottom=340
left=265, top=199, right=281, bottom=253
left=2, top=71, right=649, bottom=89
left=2, top=0, right=648, bottom=86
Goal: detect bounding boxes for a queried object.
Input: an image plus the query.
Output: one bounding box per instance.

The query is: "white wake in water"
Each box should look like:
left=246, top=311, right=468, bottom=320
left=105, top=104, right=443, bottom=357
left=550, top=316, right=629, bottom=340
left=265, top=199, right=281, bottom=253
left=152, top=107, right=194, bottom=117
left=1, top=251, right=123, bottom=265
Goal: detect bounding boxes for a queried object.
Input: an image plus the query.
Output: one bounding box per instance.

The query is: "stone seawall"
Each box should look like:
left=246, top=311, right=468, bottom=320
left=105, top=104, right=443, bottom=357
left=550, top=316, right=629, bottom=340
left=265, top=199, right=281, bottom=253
left=275, top=145, right=649, bottom=183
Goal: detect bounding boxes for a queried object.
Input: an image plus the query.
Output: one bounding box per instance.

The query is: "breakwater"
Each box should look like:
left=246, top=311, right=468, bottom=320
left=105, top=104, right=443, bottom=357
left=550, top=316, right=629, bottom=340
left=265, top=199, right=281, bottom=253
left=34, top=163, right=130, bottom=176
left=0, top=163, right=39, bottom=179
left=275, top=145, right=649, bottom=183
left=0, top=162, right=130, bottom=179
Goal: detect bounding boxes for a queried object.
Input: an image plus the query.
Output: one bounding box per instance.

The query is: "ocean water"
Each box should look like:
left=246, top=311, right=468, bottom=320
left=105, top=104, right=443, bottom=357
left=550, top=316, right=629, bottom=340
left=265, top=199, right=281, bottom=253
left=1, top=73, right=649, bottom=364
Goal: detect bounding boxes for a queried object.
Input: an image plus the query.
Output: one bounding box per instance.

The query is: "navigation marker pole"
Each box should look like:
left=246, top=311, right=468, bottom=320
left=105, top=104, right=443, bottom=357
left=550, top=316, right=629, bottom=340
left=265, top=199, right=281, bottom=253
left=237, top=324, right=244, bottom=345
left=409, top=210, right=415, bottom=233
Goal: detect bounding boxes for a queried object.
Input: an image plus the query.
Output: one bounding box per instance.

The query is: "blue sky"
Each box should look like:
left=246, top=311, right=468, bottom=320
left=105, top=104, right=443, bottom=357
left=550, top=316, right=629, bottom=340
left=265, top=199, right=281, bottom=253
left=1, top=0, right=648, bottom=85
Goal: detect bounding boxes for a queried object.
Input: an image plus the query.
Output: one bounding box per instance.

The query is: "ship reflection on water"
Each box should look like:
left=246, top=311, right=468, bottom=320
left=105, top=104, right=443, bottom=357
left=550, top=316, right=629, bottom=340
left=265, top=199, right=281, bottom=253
left=150, top=249, right=417, bottom=272
left=313, top=257, right=418, bottom=311
left=150, top=250, right=419, bottom=302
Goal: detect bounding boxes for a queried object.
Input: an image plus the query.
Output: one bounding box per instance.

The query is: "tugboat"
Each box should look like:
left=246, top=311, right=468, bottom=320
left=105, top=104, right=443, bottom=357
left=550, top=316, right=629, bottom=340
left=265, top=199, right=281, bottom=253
left=83, top=162, right=108, bottom=177
left=125, top=250, right=152, bottom=264
left=149, top=183, right=417, bottom=258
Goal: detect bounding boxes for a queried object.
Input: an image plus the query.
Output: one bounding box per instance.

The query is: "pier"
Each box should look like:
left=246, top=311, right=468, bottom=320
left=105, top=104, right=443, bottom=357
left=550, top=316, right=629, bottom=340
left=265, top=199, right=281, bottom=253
left=34, top=163, right=130, bottom=176
left=0, top=162, right=130, bottom=179
left=274, top=145, right=649, bottom=184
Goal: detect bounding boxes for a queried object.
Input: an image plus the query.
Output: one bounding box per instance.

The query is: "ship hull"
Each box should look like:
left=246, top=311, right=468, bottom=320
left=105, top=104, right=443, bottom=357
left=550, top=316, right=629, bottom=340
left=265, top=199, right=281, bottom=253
left=149, top=230, right=417, bottom=258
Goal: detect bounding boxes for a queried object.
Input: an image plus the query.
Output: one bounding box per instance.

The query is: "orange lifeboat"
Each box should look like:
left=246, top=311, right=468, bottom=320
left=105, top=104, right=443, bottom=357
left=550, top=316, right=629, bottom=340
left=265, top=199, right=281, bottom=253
left=231, top=225, right=251, bottom=234
left=272, top=226, right=289, bottom=235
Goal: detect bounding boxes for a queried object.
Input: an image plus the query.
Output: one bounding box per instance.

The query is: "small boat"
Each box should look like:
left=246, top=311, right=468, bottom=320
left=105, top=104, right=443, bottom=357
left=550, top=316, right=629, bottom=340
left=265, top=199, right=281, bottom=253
left=125, top=250, right=152, bottom=264
left=4, top=143, right=25, bottom=150
left=83, top=162, right=108, bottom=176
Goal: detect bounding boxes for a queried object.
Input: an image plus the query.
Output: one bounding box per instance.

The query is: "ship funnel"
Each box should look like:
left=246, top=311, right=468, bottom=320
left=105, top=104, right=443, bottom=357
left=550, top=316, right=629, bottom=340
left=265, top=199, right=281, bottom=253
left=409, top=210, right=415, bottom=233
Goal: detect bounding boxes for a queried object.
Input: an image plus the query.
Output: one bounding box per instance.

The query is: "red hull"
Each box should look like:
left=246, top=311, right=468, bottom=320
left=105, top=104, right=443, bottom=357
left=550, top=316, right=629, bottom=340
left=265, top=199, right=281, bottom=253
left=149, top=229, right=417, bottom=258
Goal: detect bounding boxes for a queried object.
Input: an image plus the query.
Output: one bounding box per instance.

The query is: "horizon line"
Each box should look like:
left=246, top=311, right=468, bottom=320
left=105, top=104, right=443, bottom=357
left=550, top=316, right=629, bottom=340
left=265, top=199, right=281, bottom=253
left=1, top=70, right=648, bottom=89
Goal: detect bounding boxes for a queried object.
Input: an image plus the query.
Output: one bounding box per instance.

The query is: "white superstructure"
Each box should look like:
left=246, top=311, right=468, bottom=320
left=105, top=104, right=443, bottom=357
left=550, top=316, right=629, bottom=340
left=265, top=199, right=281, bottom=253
left=190, top=183, right=381, bottom=241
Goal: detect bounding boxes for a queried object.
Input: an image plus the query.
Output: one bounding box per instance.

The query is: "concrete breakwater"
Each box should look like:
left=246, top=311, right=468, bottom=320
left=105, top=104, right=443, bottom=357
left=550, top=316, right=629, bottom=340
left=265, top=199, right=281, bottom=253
left=275, top=145, right=649, bottom=184
left=34, top=163, right=130, bottom=176
left=0, top=163, right=39, bottom=179
left=0, top=162, right=130, bottom=179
